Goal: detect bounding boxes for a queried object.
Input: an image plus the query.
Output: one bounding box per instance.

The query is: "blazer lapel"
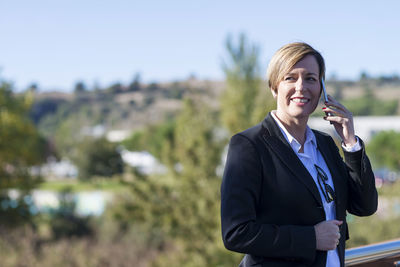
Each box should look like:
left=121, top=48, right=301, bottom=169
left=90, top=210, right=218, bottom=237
left=261, top=113, right=323, bottom=207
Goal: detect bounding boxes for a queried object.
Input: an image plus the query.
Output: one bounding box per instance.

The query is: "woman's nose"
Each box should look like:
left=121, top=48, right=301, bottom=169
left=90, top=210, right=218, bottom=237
left=295, top=78, right=305, bottom=91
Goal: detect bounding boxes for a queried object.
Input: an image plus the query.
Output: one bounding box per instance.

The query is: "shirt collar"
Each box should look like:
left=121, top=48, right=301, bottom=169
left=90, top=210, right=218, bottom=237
left=270, top=111, right=317, bottom=152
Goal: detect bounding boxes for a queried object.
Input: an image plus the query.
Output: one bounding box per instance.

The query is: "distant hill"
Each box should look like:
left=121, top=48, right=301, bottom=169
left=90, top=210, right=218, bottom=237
left=29, top=77, right=400, bottom=140
left=30, top=78, right=225, bottom=140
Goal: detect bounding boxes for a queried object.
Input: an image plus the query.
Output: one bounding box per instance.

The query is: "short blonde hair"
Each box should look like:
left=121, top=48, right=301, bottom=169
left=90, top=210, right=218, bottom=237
left=267, top=42, right=325, bottom=93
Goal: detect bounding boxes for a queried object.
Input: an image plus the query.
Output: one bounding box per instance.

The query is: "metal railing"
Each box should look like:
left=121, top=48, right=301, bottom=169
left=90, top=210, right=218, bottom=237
left=345, top=239, right=400, bottom=266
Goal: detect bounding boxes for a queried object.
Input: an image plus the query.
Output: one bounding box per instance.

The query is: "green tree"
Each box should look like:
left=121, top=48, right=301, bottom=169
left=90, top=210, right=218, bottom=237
left=74, top=137, right=124, bottom=179
left=113, top=99, right=240, bottom=266
left=0, top=79, right=46, bottom=227
left=347, top=180, right=400, bottom=248
left=367, top=130, right=400, bottom=171
left=107, top=82, right=123, bottom=94
left=128, top=73, right=141, bottom=92
left=122, top=120, right=177, bottom=173
left=342, top=89, right=398, bottom=116
left=74, top=81, right=87, bottom=93
left=220, top=33, right=275, bottom=135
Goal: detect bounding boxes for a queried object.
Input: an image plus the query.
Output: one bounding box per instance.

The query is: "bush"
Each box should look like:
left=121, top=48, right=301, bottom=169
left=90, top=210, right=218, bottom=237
left=74, top=137, right=124, bottom=179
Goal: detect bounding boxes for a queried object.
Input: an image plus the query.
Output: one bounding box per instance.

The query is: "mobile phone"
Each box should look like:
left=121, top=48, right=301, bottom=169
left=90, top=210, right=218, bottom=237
left=321, top=78, right=329, bottom=103
left=321, top=79, right=332, bottom=116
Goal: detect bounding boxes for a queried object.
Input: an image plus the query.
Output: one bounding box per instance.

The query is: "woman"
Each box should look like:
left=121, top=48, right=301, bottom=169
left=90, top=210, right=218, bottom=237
left=220, top=42, right=378, bottom=267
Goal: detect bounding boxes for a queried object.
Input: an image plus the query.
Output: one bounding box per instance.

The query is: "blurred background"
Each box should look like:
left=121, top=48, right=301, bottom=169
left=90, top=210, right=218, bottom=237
left=1, top=1, right=400, bottom=266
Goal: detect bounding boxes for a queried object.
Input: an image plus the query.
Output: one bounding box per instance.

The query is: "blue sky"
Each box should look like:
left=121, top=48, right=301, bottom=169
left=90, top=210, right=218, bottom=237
left=1, top=0, right=400, bottom=91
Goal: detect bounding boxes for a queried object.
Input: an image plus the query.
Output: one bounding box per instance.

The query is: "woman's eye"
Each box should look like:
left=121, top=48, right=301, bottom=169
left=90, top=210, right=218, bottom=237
left=284, top=77, right=294, bottom=81
left=307, top=77, right=317, bottom=81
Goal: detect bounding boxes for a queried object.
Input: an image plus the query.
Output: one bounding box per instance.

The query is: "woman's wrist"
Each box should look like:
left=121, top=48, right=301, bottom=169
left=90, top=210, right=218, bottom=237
left=342, top=136, right=361, bottom=152
left=343, top=136, right=357, bottom=147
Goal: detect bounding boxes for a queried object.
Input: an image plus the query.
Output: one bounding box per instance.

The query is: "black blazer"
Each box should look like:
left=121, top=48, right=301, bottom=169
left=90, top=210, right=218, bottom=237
left=221, top=113, right=378, bottom=267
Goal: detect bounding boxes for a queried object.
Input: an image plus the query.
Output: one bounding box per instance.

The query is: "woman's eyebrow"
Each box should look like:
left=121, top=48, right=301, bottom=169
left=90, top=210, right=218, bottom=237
left=286, top=71, right=318, bottom=76
left=306, top=72, right=318, bottom=76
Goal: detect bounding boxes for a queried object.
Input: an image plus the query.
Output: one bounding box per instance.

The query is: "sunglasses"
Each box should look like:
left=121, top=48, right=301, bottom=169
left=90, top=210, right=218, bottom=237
left=314, top=164, right=336, bottom=203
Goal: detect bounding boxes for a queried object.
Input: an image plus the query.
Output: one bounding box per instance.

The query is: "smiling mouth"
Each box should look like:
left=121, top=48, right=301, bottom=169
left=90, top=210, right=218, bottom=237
left=291, top=98, right=309, bottom=103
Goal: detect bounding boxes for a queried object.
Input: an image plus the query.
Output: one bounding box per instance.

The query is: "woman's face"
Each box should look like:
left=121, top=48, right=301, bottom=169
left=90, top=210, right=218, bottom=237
left=273, top=55, right=321, bottom=123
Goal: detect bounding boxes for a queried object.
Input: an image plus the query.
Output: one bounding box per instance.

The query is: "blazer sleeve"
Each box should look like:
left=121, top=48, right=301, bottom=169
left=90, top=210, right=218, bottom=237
left=220, top=134, right=317, bottom=263
left=341, top=137, right=378, bottom=216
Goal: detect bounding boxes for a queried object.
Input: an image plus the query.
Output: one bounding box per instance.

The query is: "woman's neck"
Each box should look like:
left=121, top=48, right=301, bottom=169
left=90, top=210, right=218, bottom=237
left=275, top=111, right=308, bottom=146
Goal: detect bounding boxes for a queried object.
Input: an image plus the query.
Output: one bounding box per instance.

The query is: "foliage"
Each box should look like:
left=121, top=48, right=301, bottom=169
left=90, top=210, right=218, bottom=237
left=74, top=81, right=87, bottom=93
left=37, top=178, right=127, bottom=192
left=342, top=89, right=398, bottom=116
left=220, top=33, right=275, bottom=135
left=0, top=217, right=158, bottom=267
left=45, top=188, right=94, bottom=240
left=367, top=130, right=400, bottom=171
left=122, top=119, right=177, bottom=172
left=73, top=137, right=124, bottom=179
left=112, top=98, right=241, bottom=266
left=128, top=73, right=142, bottom=92
left=0, top=79, right=46, bottom=227
left=347, top=180, right=400, bottom=248
left=347, top=213, right=400, bottom=248
left=29, top=97, right=67, bottom=124
left=39, top=99, right=115, bottom=159
left=107, top=82, right=123, bottom=94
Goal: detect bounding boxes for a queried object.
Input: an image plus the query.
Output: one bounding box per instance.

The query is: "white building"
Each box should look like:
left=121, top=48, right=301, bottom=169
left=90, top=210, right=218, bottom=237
left=120, top=150, right=166, bottom=175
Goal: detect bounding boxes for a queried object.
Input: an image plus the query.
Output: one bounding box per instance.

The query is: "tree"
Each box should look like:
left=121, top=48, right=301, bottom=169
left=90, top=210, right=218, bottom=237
left=331, top=81, right=343, bottom=101
left=74, top=81, right=87, bottom=93
left=27, top=83, right=38, bottom=93
left=367, top=130, right=400, bottom=171
left=360, top=71, right=370, bottom=81
left=108, top=82, right=123, bottom=94
left=220, top=33, right=275, bottom=135
left=29, top=97, right=66, bottom=124
left=128, top=73, right=141, bottom=92
left=0, top=79, right=46, bottom=227
left=146, top=82, right=159, bottom=92
left=122, top=119, right=177, bottom=172
left=73, top=137, right=124, bottom=179
left=342, top=89, right=398, bottom=116
left=112, top=98, right=240, bottom=266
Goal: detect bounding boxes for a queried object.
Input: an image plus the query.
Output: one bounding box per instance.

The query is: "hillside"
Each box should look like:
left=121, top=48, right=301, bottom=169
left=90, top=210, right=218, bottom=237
left=30, top=77, right=400, bottom=140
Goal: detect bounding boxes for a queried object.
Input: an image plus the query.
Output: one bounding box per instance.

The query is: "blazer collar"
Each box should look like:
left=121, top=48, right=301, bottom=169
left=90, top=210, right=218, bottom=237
left=261, top=113, right=324, bottom=206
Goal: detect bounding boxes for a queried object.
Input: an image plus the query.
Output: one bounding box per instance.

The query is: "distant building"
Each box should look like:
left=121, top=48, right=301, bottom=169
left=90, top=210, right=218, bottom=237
left=107, top=130, right=131, bottom=142
left=120, top=150, right=166, bottom=175
left=33, top=158, right=78, bottom=179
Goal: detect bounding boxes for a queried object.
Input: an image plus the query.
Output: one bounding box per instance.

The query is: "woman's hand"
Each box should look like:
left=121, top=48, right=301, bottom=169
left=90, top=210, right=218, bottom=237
left=314, top=220, right=343, bottom=251
left=322, top=95, right=357, bottom=147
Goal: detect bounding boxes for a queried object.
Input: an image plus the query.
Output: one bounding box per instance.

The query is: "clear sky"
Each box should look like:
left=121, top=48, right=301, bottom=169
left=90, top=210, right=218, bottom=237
left=1, top=0, right=400, bottom=91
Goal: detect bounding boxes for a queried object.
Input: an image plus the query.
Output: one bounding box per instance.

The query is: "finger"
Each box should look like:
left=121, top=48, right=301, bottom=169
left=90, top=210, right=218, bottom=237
left=324, top=100, right=348, bottom=114
left=323, top=116, right=348, bottom=125
left=322, top=107, right=347, bottom=118
left=326, top=95, right=350, bottom=113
